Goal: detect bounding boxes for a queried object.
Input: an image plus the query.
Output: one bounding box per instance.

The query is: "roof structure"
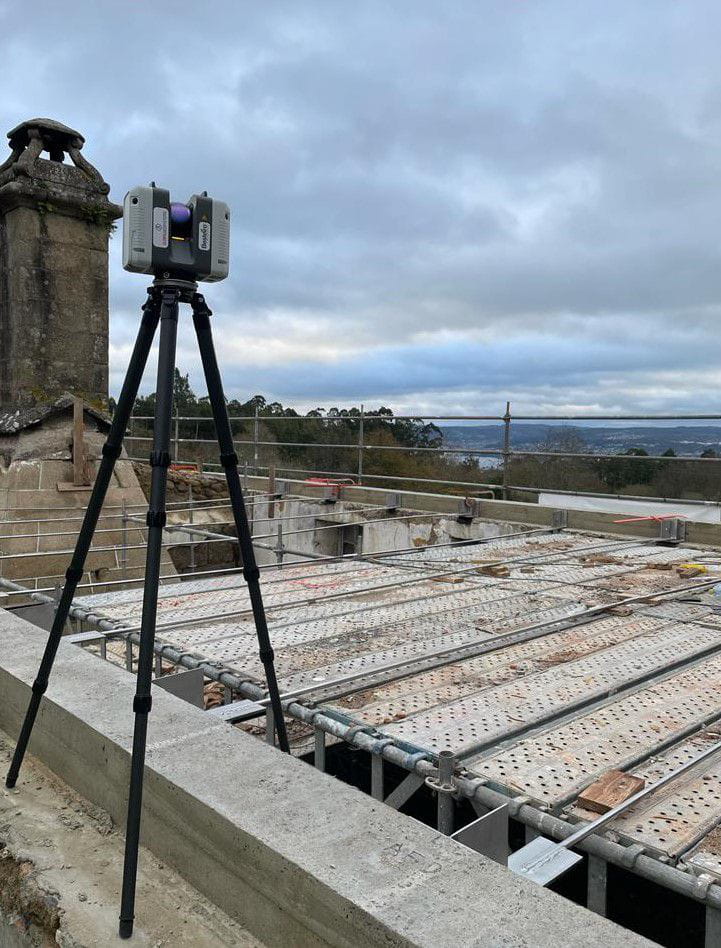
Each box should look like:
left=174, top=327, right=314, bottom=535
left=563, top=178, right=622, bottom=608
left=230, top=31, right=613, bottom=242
left=75, top=527, right=721, bottom=884
left=0, top=394, right=110, bottom=435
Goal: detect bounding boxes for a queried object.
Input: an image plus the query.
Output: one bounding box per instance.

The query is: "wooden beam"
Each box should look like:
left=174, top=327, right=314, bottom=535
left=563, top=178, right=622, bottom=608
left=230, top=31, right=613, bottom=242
left=578, top=770, right=645, bottom=815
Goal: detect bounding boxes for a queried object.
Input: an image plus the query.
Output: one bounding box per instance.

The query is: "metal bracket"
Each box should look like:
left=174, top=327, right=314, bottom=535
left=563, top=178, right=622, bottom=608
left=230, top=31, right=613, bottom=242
left=508, top=835, right=582, bottom=885
left=451, top=804, right=509, bottom=866
left=425, top=750, right=457, bottom=795
left=207, top=699, right=265, bottom=723
left=385, top=493, right=401, bottom=513
left=551, top=509, right=569, bottom=529
left=457, top=497, right=481, bottom=524
left=659, top=517, right=686, bottom=543
left=152, top=667, right=205, bottom=708
left=425, top=773, right=456, bottom=794
left=64, top=629, right=107, bottom=660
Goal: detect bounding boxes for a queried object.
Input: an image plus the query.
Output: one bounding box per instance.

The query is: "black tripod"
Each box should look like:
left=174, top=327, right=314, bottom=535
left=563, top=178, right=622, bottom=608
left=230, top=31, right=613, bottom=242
left=5, top=278, right=290, bottom=939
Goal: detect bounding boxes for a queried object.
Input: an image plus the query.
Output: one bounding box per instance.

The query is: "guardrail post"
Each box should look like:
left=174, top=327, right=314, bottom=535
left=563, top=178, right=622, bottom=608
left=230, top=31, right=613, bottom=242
left=188, top=483, right=196, bottom=573
left=358, top=403, right=364, bottom=484
left=501, top=401, right=511, bottom=500
left=426, top=750, right=456, bottom=835
left=173, top=408, right=180, bottom=461
left=268, top=465, right=276, bottom=519
left=253, top=406, right=259, bottom=475
left=121, top=499, right=128, bottom=579
left=587, top=855, right=607, bottom=916
left=706, top=905, right=721, bottom=948
left=276, top=521, right=284, bottom=568
left=314, top=726, right=326, bottom=771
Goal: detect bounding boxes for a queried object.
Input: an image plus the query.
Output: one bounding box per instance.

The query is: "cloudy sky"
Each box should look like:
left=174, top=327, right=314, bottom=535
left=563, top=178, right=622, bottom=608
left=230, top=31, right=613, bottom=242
left=2, top=1, right=721, bottom=417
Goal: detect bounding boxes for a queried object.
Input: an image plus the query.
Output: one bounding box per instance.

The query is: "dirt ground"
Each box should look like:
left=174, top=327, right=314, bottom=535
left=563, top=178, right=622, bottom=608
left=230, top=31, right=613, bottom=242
left=0, top=731, right=263, bottom=947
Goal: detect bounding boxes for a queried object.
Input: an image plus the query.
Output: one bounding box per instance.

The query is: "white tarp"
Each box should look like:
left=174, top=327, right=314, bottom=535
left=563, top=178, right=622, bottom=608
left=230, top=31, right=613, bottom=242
left=538, top=492, right=721, bottom=524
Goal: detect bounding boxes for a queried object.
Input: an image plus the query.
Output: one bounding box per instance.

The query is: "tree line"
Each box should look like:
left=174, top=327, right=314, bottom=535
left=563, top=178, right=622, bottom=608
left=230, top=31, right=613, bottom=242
left=121, top=379, right=721, bottom=501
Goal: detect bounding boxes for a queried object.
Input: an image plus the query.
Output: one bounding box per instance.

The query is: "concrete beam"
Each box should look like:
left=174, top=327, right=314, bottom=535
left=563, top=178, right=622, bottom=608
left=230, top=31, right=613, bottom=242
left=0, top=611, right=652, bottom=947
left=234, top=473, right=721, bottom=546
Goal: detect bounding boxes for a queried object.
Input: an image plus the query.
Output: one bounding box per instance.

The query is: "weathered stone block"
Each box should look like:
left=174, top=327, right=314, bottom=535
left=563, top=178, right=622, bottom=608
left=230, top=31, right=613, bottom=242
left=0, top=119, right=121, bottom=408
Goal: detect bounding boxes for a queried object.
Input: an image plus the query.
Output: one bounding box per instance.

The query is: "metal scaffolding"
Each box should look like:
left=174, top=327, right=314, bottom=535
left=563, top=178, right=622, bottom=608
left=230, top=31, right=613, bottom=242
left=7, top=491, right=721, bottom=944
left=125, top=405, right=721, bottom=506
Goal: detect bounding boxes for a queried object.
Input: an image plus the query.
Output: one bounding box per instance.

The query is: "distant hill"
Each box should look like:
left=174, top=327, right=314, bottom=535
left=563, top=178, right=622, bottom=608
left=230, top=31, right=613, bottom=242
left=441, top=424, right=721, bottom=457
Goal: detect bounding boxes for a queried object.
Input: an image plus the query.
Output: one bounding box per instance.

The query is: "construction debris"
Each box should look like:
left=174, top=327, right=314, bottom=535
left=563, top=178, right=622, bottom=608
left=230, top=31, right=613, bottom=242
left=578, top=770, right=645, bottom=814
left=476, top=564, right=511, bottom=578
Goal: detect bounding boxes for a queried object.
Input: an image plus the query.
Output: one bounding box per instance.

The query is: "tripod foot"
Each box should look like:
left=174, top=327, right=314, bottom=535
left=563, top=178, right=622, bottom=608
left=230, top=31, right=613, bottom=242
left=5, top=775, right=17, bottom=789
left=118, top=918, right=134, bottom=939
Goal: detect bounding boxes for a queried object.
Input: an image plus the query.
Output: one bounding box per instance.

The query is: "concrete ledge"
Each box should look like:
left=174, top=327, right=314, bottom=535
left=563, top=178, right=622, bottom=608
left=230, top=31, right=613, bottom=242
left=233, top=472, right=721, bottom=546
left=0, top=611, right=652, bottom=947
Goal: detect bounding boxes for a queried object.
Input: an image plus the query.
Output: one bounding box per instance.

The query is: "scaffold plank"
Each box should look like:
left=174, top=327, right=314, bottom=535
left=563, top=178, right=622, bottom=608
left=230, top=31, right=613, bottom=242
left=383, top=620, right=721, bottom=756
left=470, top=653, right=721, bottom=811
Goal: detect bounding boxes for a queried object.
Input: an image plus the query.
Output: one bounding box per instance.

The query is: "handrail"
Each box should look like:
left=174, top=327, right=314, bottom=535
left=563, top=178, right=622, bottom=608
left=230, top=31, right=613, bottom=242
left=124, top=404, right=721, bottom=508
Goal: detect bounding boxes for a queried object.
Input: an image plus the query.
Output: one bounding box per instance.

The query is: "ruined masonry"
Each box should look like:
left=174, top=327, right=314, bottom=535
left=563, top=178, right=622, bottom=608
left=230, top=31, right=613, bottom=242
left=0, top=119, right=175, bottom=592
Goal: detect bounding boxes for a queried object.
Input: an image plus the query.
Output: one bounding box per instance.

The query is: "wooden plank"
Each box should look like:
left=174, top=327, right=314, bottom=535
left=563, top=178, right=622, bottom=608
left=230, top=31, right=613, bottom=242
left=578, top=770, right=645, bottom=814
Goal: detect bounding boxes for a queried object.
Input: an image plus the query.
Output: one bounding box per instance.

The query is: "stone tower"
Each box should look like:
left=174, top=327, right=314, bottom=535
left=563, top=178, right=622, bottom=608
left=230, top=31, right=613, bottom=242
left=0, top=118, right=122, bottom=408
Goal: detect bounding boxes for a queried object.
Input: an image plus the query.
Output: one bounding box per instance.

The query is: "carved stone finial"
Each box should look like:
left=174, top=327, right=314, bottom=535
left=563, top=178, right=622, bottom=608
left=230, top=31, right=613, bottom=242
left=0, top=117, right=110, bottom=193
left=0, top=118, right=122, bottom=408
left=7, top=117, right=85, bottom=152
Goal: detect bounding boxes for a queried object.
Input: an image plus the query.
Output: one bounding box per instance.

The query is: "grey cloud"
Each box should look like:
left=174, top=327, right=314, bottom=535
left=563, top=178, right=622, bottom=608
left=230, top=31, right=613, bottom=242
left=2, top=1, right=720, bottom=412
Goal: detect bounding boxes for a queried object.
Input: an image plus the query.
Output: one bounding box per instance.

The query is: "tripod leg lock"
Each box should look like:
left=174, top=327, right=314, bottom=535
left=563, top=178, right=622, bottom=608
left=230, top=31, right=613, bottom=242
left=102, top=442, right=123, bottom=461
left=65, top=566, right=84, bottom=583
left=133, top=695, right=152, bottom=714
left=149, top=450, right=171, bottom=468
left=146, top=510, right=167, bottom=528
left=31, top=678, right=48, bottom=697
left=191, top=293, right=213, bottom=318
left=259, top=647, right=275, bottom=665
left=219, top=451, right=238, bottom=468
left=243, top=566, right=260, bottom=584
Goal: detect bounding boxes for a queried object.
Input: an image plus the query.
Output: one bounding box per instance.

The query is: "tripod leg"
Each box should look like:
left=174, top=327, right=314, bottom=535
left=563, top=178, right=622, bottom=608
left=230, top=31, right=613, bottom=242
left=6, top=291, right=161, bottom=789
left=191, top=293, right=290, bottom=753
left=118, top=287, right=180, bottom=939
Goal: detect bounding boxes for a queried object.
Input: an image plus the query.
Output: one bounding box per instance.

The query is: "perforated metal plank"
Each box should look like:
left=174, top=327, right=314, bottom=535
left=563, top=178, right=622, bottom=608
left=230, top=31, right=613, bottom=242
left=176, top=578, right=524, bottom=650
left=685, top=830, right=721, bottom=880
left=641, top=600, right=720, bottom=625
left=470, top=652, right=721, bottom=807
left=88, top=565, right=501, bottom=637
left=273, top=590, right=577, bottom=689
left=161, top=585, right=576, bottom=681
left=276, top=599, right=594, bottom=704
left=612, top=545, right=711, bottom=564
left=77, top=553, right=397, bottom=609
left=519, top=563, right=634, bottom=585
left=78, top=560, right=409, bottom=625
left=568, top=729, right=721, bottom=860
left=341, top=613, right=674, bottom=727
left=382, top=620, right=721, bottom=756
left=381, top=534, right=633, bottom=570
left=151, top=580, right=517, bottom=650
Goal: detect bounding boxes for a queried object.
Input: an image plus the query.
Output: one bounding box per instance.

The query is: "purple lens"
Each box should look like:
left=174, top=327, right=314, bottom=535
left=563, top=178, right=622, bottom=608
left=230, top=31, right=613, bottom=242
left=169, top=202, right=191, bottom=224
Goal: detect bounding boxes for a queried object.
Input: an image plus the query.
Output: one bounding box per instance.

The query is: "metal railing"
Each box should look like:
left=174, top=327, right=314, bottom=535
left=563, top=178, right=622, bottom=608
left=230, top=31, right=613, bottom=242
left=124, top=403, right=721, bottom=507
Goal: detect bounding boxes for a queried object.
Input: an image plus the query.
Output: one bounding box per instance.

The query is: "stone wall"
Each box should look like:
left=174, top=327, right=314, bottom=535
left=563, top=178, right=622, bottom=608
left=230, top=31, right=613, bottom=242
left=0, top=206, right=112, bottom=407
left=133, top=463, right=238, bottom=572
left=0, top=412, right=176, bottom=593
left=132, top=462, right=230, bottom=504
left=0, top=119, right=121, bottom=409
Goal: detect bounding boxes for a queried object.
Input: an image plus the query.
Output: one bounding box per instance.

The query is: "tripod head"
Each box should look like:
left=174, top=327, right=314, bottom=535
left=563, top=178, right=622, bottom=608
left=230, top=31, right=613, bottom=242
left=150, top=275, right=200, bottom=305
left=122, top=184, right=230, bottom=283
